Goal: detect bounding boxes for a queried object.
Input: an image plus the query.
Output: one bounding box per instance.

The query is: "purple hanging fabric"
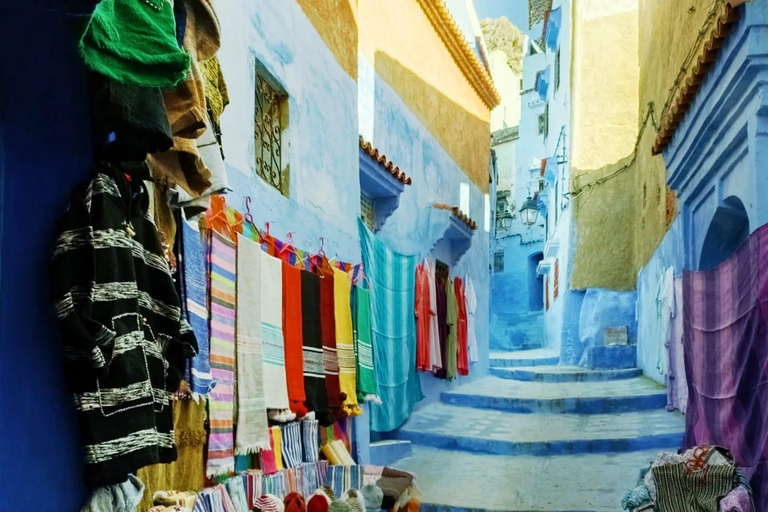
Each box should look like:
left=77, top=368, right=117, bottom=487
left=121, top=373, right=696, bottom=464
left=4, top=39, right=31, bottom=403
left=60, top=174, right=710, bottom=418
left=683, top=223, right=768, bottom=510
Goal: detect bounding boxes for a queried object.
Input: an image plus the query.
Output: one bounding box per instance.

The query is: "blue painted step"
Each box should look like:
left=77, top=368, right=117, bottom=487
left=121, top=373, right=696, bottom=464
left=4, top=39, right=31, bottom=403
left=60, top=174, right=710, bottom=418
left=391, top=403, right=685, bottom=457
left=369, top=440, right=412, bottom=466
left=440, top=376, right=668, bottom=414
left=490, top=348, right=560, bottom=368
left=490, top=365, right=643, bottom=383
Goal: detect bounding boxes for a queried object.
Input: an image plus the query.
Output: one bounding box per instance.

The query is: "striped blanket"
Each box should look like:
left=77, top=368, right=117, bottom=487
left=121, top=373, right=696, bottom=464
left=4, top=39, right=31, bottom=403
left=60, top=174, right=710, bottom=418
left=235, top=235, right=270, bottom=454
left=182, top=221, right=215, bottom=396
left=206, top=231, right=237, bottom=476
left=683, top=223, right=768, bottom=510
left=353, top=286, right=378, bottom=401
left=358, top=218, right=423, bottom=432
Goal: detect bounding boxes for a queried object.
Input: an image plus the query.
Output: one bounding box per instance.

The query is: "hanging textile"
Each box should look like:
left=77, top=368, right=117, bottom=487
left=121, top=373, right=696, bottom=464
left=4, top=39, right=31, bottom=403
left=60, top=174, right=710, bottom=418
left=284, top=263, right=308, bottom=417
left=182, top=220, right=215, bottom=395
left=300, top=271, right=334, bottom=426
left=435, top=266, right=449, bottom=379
left=358, top=219, right=423, bottom=432
left=137, top=399, right=207, bottom=512
left=425, top=261, right=442, bottom=372
left=465, top=275, right=479, bottom=363
left=319, top=267, right=344, bottom=418
left=455, top=277, right=469, bottom=376
left=656, top=266, right=675, bottom=375
left=445, top=277, right=458, bottom=380
left=683, top=223, right=768, bottom=510
left=235, top=234, right=270, bottom=453
left=225, top=476, right=249, bottom=512
left=261, top=253, right=294, bottom=419
left=353, top=286, right=379, bottom=402
left=280, top=422, right=304, bottom=469
left=206, top=230, right=237, bottom=476
left=50, top=165, right=197, bottom=487
left=333, top=268, right=362, bottom=417
left=415, top=263, right=431, bottom=372
left=667, top=276, right=688, bottom=413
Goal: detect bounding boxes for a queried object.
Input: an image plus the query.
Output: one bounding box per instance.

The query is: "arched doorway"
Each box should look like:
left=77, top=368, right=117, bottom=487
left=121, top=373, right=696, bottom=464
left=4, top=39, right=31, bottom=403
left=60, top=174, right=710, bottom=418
left=528, top=252, right=544, bottom=311
left=699, top=196, right=750, bottom=270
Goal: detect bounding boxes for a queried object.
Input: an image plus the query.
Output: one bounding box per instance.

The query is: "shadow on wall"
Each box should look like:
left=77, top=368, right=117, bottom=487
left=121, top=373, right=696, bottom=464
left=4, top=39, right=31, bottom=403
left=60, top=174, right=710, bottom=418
left=699, top=195, right=749, bottom=271
left=373, top=51, right=491, bottom=192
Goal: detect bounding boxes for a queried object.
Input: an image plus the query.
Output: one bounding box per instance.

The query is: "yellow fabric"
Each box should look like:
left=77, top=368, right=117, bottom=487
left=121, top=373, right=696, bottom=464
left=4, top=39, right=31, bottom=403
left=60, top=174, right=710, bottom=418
left=137, top=399, right=206, bottom=512
left=321, top=441, right=342, bottom=465
left=271, top=426, right=285, bottom=471
left=333, top=268, right=362, bottom=416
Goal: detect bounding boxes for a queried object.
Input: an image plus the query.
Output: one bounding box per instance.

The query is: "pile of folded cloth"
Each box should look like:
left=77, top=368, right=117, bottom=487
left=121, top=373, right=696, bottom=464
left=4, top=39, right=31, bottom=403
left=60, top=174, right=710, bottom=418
left=621, top=445, right=754, bottom=512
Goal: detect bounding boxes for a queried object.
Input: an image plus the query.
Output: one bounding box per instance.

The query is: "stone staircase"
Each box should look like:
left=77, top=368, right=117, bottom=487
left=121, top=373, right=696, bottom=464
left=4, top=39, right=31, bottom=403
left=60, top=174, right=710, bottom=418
left=389, top=349, right=685, bottom=512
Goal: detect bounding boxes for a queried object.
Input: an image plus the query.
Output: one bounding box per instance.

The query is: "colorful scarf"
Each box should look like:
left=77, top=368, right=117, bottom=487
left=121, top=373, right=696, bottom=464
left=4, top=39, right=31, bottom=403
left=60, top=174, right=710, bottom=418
left=235, top=235, right=270, bottom=453
left=425, top=261, right=442, bottom=372
left=261, top=253, right=292, bottom=413
left=182, top=221, right=215, bottom=395
left=465, top=275, right=479, bottom=363
left=302, top=418, right=320, bottom=463
left=358, top=219, right=423, bottom=432
left=435, top=271, right=448, bottom=380
left=300, top=271, right=333, bottom=426
left=283, top=263, right=308, bottom=417
left=445, top=277, right=458, bottom=381
left=415, top=264, right=431, bottom=372
left=319, top=269, right=344, bottom=418
left=333, top=268, right=362, bottom=417
left=353, top=286, right=378, bottom=402
left=455, top=277, right=469, bottom=376
left=206, top=231, right=237, bottom=476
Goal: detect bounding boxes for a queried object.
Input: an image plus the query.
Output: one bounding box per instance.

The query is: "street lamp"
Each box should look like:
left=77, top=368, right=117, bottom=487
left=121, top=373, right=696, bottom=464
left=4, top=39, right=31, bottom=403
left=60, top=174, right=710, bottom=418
left=496, top=214, right=513, bottom=231
left=519, top=196, right=540, bottom=227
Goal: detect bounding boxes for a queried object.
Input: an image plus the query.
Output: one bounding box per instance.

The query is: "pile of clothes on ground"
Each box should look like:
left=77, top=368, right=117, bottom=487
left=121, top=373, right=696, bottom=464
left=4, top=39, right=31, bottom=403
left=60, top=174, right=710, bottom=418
left=622, top=445, right=754, bottom=511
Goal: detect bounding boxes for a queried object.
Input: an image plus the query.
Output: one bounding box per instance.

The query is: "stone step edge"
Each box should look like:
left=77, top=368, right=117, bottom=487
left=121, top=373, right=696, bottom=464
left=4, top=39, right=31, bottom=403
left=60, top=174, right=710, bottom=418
left=440, top=390, right=668, bottom=414
left=391, top=428, right=684, bottom=457
left=489, top=366, right=643, bottom=382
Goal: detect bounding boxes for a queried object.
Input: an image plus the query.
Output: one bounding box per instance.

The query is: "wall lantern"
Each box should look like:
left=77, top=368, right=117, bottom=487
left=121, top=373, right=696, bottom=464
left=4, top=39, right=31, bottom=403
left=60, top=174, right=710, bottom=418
left=519, top=196, right=540, bottom=227
left=496, top=214, right=513, bottom=231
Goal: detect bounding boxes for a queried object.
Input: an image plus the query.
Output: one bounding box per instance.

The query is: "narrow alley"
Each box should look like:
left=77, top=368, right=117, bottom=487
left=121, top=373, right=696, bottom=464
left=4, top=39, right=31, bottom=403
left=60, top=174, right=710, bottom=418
left=0, top=0, right=767, bottom=511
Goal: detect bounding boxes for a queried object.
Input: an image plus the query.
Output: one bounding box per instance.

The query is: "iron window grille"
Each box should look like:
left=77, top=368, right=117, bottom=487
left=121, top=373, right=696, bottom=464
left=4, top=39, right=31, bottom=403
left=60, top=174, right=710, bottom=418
left=361, top=192, right=375, bottom=230
left=538, top=105, right=549, bottom=137
left=254, top=74, right=287, bottom=193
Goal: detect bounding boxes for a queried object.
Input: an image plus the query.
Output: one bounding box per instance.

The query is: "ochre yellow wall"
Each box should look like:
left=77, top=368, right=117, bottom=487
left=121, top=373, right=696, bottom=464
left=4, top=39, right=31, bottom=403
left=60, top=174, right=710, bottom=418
left=359, top=0, right=492, bottom=192
left=296, top=0, right=358, bottom=80
left=569, top=0, right=640, bottom=290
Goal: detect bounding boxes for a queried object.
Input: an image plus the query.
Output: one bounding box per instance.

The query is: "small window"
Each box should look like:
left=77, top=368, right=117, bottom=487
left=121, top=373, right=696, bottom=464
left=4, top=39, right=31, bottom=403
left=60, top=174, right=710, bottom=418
left=254, top=72, right=289, bottom=195
left=537, top=105, right=549, bottom=137
left=494, top=251, right=505, bottom=273
left=519, top=78, right=524, bottom=91
left=361, top=192, right=375, bottom=230
left=555, top=47, right=561, bottom=91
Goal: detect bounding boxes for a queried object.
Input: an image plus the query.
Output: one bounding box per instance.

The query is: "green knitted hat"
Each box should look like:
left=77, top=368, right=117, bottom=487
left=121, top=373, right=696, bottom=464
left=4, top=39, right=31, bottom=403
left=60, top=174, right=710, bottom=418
left=80, top=0, right=190, bottom=88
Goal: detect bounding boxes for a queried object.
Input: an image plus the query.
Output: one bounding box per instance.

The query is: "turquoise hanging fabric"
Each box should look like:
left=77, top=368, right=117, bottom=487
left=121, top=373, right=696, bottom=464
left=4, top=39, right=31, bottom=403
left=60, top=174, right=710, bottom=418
left=358, top=218, right=423, bottom=432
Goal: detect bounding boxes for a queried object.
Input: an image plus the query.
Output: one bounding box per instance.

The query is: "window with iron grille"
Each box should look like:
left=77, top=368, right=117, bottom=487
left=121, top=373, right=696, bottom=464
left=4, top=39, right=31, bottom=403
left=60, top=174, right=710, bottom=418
left=538, top=105, right=549, bottom=137
left=555, top=47, right=561, bottom=91
left=361, top=192, right=375, bottom=230
left=493, top=251, right=505, bottom=273
left=254, top=73, right=288, bottom=194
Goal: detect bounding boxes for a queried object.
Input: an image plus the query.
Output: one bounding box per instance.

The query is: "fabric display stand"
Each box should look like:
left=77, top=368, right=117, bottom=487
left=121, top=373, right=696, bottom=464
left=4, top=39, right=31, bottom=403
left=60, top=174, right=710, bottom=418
left=51, top=2, right=428, bottom=509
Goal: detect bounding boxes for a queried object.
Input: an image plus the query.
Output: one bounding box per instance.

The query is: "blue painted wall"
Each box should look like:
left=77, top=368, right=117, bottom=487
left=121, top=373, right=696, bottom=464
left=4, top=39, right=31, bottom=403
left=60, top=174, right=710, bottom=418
left=0, top=3, right=92, bottom=509
left=663, top=2, right=768, bottom=270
